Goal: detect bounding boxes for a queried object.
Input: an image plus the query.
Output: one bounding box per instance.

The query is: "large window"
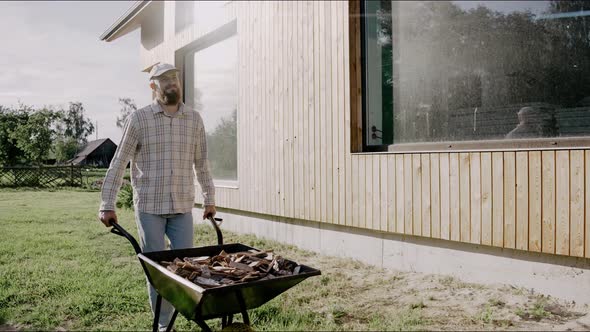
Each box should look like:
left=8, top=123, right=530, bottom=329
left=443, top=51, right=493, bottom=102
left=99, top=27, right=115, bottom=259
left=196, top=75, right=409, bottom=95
left=184, top=30, right=237, bottom=185
left=361, top=1, right=590, bottom=150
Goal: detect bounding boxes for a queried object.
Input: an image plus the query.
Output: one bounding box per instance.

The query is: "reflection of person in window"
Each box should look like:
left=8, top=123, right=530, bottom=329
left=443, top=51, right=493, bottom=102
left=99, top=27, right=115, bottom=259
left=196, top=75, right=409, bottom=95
left=505, top=106, right=539, bottom=139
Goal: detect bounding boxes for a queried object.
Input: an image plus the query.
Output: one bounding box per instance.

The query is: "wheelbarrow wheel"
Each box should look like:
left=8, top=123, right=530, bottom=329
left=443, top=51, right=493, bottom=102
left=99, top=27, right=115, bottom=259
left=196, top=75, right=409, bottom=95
left=221, top=322, right=254, bottom=332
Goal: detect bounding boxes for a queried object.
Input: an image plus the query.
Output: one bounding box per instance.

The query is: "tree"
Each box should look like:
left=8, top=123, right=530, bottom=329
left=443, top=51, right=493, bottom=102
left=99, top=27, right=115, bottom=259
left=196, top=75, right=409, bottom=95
left=116, top=98, right=137, bottom=129
left=206, top=110, right=237, bottom=180
left=54, top=137, right=80, bottom=163
left=9, top=107, right=58, bottom=165
left=0, top=106, right=28, bottom=166
left=56, top=102, right=94, bottom=145
left=51, top=102, right=95, bottom=163
left=0, top=102, right=97, bottom=166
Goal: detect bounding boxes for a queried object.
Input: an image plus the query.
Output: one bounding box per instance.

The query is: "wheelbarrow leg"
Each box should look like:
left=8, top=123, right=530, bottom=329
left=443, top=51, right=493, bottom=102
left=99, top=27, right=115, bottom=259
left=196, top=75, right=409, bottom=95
left=235, top=291, right=250, bottom=325
left=153, top=294, right=162, bottom=332
left=195, top=320, right=212, bottom=332
left=165, top=310, right=178, bottom=332
left=153, top=296, right=177, bottom=332
left=222, top=314, right=234, bottom=328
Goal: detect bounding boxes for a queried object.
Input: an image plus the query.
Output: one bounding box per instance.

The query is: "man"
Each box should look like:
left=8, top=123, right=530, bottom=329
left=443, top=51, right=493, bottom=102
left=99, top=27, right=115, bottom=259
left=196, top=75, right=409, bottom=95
left=98, top=63, right=216, bottom=330
left=505, top=106, right=539, bottom=139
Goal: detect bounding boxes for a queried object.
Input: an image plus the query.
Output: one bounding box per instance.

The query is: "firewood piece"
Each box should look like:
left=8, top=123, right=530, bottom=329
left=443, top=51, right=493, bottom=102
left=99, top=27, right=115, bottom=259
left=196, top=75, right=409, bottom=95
left=255, top=261, right=271, bottom=272
left=240, top=273, right=261, bottom=282
left=212, top=255, right=230, bottom=265
left=229, top=261, right=255, bottom=272
left=231, top=252, right=263, bottom=262
left=201, top=265, right=211, bottom=278
left=184, top=256, right=210, bottom=265
left=232, top=254, right=243, bottom=263
left=211, top=266, right=235, bottom=273
left=195, top=277, right=220, bottom=288
left=188, top=271, right=200, bottom=281
left=229, top=269, right=247, bottom=278
left=271, top=259, right=280, bottom=272
left=220, top=278, right=235, bottom=285
left=175, top=268, right=192, bottom=278
left=176, top=261, right=201, bottom=272
left=248, top=250, right=272, bottom=258
left=167, top=264, right=178, bottom=273
left=193, top=256, right=211, bottom=262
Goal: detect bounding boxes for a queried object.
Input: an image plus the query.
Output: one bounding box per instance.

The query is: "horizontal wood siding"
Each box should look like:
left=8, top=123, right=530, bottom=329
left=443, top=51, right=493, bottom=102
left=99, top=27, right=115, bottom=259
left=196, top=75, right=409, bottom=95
left=147, top=1, right=590, bottom=258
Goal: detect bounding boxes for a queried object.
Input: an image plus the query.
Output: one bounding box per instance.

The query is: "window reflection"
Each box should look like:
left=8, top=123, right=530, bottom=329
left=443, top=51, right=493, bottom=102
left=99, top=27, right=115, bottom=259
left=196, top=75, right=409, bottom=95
left=192, top=35, right=238, bottom=181
left=363, top=0, right=590, bottom=146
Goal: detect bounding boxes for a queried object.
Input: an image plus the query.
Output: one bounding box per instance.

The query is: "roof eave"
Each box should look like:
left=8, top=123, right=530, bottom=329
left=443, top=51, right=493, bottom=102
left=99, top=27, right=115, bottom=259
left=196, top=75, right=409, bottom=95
left=99, top=1, right=151, bottom=42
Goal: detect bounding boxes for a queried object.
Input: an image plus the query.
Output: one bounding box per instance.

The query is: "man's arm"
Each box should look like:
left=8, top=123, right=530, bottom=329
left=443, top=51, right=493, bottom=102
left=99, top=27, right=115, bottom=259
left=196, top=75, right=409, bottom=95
left=194, top=113, right=216, bottom=218
left=98, top=113, right=139, bottom=225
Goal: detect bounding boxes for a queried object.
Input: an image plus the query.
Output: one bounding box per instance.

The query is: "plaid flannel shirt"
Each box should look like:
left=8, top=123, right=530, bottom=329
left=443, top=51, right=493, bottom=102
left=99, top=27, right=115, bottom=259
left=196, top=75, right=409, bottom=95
left=99, top=102, right=215, bottom=214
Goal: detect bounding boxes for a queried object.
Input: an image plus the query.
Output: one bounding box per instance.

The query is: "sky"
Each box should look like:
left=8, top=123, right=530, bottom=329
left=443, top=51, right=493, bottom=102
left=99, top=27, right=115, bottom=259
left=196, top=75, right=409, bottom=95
left=0, top=1, right=151, bottom=144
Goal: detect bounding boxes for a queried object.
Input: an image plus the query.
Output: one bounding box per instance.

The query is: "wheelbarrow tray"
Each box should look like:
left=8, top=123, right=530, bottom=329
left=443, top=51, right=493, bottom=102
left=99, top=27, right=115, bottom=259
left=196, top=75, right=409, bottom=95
left=139, top=243, right=321, bottom=322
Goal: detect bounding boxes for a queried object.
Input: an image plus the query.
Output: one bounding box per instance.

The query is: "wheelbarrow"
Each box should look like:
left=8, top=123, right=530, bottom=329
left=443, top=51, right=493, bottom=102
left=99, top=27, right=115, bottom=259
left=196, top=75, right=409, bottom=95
left=110, top=216, right=321, bottom=332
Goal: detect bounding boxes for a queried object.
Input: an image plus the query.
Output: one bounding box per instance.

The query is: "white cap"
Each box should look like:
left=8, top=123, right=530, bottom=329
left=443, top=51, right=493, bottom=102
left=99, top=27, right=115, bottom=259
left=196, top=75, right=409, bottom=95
left=148, top=63, right=179, bottom=80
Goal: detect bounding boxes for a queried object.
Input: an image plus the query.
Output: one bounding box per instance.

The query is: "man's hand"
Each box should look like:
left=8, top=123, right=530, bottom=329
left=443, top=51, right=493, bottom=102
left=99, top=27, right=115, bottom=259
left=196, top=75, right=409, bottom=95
left=203, top=205, right=216, bottom=220
left=98, top=210, right=118, bottom=227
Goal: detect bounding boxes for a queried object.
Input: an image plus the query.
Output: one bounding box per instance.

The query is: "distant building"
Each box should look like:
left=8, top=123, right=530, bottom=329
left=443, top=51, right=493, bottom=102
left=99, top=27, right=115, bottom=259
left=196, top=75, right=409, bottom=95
left=67, top=138, right=117, bottom=167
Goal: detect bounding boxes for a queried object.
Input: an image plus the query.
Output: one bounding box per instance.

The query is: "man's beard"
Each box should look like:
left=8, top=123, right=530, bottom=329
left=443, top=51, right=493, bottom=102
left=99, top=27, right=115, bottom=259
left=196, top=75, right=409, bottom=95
left=159, top=88, right=180, bottom=105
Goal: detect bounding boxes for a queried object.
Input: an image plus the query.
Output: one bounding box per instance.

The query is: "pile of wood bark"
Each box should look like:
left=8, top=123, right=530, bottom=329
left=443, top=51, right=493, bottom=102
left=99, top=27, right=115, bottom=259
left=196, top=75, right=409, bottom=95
left=160, top=249, right=302, bottom=288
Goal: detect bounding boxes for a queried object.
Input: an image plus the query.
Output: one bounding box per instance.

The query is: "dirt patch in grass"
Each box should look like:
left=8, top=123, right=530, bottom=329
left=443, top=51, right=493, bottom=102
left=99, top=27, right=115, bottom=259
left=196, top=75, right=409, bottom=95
left=289, top=252, right=589, bottom=331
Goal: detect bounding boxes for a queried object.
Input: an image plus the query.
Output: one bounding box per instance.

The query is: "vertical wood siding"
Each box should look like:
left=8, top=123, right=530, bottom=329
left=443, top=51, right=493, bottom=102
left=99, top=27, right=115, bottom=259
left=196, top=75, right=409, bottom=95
left=145, top=1, right=590, bottom=258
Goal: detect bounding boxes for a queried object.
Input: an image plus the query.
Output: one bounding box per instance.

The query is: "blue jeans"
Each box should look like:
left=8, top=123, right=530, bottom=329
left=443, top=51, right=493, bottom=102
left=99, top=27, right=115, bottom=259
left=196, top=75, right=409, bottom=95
left=135, top=211, right=194, bottom=330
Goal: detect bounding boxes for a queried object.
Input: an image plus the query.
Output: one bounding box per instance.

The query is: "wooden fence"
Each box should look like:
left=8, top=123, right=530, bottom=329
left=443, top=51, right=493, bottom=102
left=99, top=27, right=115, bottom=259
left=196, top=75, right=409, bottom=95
left=0, top=166, right=83, bottom=188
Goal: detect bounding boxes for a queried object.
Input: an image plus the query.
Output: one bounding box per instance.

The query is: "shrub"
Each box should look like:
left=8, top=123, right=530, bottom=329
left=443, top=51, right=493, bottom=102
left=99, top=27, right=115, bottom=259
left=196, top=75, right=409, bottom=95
left=116, top=183, right=134, bottom=209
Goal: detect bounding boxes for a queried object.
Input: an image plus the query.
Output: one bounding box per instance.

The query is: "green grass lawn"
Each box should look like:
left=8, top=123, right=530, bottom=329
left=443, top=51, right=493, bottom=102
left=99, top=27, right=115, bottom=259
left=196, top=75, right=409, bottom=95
left=1, top=189, right=424, bottom=331
left=0, top=189, right=149, bottom=330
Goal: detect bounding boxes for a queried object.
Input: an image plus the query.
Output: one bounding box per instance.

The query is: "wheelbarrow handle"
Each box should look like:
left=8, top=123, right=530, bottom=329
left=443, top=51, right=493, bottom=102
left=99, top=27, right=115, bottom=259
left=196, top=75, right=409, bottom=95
left=207, top=216, right=224, bottom=246
left=110, top=220, right=143, bottom=255
left=110, top=216, right=222, bottom=252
